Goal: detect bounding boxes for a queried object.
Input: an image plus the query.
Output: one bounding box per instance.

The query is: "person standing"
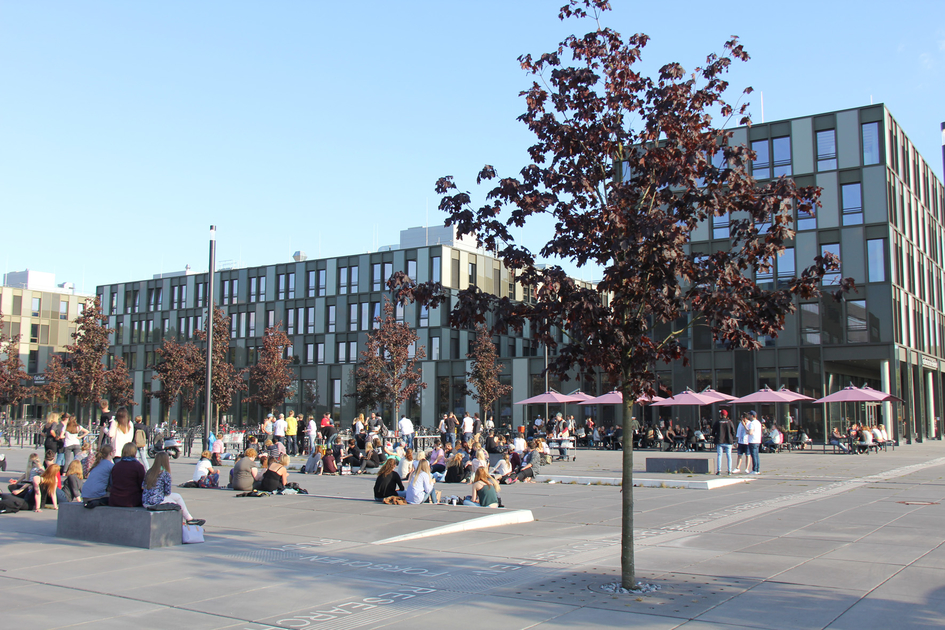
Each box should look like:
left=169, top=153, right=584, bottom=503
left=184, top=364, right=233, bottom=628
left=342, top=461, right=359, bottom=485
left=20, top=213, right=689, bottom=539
left=306, top=415, right=318, bottom=452
left=285, top=411, right=298, bottom=456
left=461, top=413, right=474, bottom=444
left=446, top=413, right=459, bottom=447
left=747, top=411, right=762, bottom=474
left=712, top=409, right=736, bottom=475
left=133, top=415, right=150, bottom=470
left=273, top=413, right=287, bottom=445
left=733, top=413, right=751, bottom=473
left=398, top=415, right=414, bottom=450
left=320, top=412, right=336, bottom=443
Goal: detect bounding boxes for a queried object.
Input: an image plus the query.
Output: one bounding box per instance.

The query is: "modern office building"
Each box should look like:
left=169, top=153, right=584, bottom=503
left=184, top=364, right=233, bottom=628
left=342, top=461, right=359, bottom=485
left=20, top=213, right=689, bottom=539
left=0, top=271, right=93, bottom=418
left=96, top=104, right=944, bottom=444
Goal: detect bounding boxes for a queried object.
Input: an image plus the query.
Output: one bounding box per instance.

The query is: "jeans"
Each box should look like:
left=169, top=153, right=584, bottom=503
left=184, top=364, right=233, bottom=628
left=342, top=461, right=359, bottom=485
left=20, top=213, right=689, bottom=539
left=447, top=433, right=456, bottom=447
left=748, top=443, right=760, bottom=472
left=716, top=443, right=732, bottom=472
left=463, top=432, right=473, bottom=444
left=137, top=448, right=150, bottom=470
left=286, top=435, right=297, bottom=455
left=403, top=433, right=414, bottom=450
left=63, top=445, right=83, bottom=468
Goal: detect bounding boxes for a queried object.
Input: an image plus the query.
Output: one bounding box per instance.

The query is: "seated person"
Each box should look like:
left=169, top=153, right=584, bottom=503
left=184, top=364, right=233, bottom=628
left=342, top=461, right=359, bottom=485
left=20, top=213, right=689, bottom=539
left=429, top=442, right=446, bottom=474
left=61, top=460, right=85, bottom=503
left=36, top=464, right=67, bottom=512
left=259, top=454, right=289, bottom=492
left=7, top=453, right=44, bottom=507
left=82, top=445, right=115, bottom=502
left=443, top=453, right=466, bottom=483
left=210, top=435, right=226, bottom=466
left=856, top=427, right=874, bottom=453
left=301, top=445, right=324, bottom=475
left=405, top=460, right=437, bottom=504
left=491, top=452, right=514, bottom=484
left=341, top=439, right=361, bottom=470
left=373, top=458, right=404, bottom=502
left=515, top=441, right=540, bottom=483
left=230, top=448, right=259, bottom=491
left=463, top=467, right=500, bottom=507
left=110, top=443, right=146, bottom=507
left=871, top=425, right=884, bottom=445
left=143, top=452, right=204, bottom=526
left=484, top=431, right=500, bottom=454
left=762, top=425, right=783, bottom=452
left=357, top=443, right=381, bottom=474
left=395, top=449, right=415, bottom=483
left=829, top=428, right=850, bottom=453
left=193, top=451, right=219, bottom=487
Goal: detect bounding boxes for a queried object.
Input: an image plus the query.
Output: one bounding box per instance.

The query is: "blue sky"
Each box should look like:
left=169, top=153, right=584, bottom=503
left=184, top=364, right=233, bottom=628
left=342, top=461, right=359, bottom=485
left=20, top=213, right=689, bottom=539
left=2, top=1, right=944, bottom=293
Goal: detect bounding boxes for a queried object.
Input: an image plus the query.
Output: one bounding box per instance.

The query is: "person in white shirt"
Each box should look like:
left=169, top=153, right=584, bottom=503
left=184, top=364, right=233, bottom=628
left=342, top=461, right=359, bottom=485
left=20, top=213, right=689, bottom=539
left=306, top=416, right=318, bottom=453
left=273, top=414, right=287, bottom=444
left=747, top=411, right=762, bottom=474
left=398, top=416, right=415, bottom=450
left=461, top=414, right=474, bottom=443
left=512, top=435, right=526, bottom=454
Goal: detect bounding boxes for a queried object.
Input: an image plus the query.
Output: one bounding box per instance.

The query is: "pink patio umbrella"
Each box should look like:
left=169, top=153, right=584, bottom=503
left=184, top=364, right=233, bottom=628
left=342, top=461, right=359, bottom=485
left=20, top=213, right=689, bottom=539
left=776, top=387, right=815, bottom=402
left=577, top=390, right=665, bottom=405
left=731, top=386, right=800, bottom=405
left=567, top=391, right=597, bottom=402
left=858, top=385, right=903, bottom=403
left=515, top=390, right=586, bottom=405
left=650, top=389, right=720, bottom=407
left=699, top=387, right=738, bottom=402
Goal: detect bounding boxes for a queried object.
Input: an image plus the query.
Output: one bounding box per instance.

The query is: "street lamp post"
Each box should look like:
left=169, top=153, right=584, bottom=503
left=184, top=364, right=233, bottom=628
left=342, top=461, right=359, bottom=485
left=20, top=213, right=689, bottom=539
left=203, top=225, right=216, bottom=452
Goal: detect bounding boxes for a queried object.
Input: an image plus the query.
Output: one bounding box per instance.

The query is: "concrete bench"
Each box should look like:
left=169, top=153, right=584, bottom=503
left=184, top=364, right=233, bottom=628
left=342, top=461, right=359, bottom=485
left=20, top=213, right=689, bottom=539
left=645, top=456, right=715, bottom=474
left=56, top=503, right=182, bottom=548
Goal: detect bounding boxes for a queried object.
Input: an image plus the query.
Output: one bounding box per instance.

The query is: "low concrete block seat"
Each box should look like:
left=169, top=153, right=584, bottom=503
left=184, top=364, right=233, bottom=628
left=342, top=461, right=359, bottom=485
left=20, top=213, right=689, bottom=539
left=56, top=503, right=182, bottom=548
left=645, top=456, right=714, bottom=474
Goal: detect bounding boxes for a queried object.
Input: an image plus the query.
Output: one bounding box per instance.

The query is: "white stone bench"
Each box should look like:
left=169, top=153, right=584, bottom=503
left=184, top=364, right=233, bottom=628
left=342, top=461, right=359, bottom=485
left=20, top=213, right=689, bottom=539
left=56, top=503, right=182, bottom=548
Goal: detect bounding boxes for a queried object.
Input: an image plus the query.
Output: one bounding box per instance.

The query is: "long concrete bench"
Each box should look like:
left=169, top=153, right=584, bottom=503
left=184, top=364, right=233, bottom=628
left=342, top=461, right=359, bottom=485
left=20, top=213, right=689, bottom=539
left=56, top=503, right=182, bottom=548
left=645, top=456, right=715, bottom=474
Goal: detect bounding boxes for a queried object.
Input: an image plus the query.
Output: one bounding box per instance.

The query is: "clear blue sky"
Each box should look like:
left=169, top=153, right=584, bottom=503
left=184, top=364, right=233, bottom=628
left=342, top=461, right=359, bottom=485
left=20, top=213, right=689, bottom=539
left=2, top=1, right=943, bottom=294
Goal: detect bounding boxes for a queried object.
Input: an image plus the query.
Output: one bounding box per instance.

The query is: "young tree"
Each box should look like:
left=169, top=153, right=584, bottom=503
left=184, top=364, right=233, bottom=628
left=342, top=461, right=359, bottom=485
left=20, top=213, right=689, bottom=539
left=38, top=354, right=71, bottom=412
left=243, top=324, right=294, bottom=416
left=148, top=337, right=203, bottom=424
left=0, top=309, right=33, bottom=417
left=105, top=357, right=136, bottom=410
left=194, top=306, right=247, bottom=428
left=67, top=297, right=114, bottom=420
left=467, top=323, right=512, bottom=420
left=350, top=299, right=426, bottom=422
left=392, top=1, right=851, bottom=589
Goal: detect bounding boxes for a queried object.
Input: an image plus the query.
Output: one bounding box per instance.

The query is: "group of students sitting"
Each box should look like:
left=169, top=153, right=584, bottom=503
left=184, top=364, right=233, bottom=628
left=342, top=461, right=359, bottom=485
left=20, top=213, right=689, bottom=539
left=1, top=443, right=204, bottom=526
left=829, top=423, right=890, bottom=453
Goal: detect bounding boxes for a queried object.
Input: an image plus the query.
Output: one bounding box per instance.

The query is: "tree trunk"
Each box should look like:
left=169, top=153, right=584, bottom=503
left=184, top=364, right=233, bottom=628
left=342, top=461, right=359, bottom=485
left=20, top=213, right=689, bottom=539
left=620, top=383, right=635, bottom=590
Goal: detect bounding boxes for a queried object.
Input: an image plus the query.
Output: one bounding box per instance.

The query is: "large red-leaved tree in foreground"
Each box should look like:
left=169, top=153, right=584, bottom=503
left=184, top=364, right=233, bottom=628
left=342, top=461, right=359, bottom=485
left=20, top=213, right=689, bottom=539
left=392, top=0, right=852, bottom=589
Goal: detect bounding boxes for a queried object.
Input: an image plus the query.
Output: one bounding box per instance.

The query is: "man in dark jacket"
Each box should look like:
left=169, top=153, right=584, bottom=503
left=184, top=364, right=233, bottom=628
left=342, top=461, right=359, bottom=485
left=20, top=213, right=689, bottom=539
left=712, top=409, right=736, bottom=475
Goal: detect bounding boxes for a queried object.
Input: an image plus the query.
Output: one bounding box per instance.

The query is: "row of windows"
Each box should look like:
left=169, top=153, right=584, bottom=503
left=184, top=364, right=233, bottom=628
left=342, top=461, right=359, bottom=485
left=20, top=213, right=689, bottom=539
left=750, top=122, right=881, bottom=181
left=8, top=295, right=77, bottom=320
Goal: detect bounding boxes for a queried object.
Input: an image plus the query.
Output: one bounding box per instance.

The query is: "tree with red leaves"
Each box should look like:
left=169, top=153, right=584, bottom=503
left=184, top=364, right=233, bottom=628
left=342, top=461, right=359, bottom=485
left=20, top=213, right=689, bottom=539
left=392, top=1, right=852, bottom=589
left=243, top=324, right=294, bottom=416
left=0, top=309, right=33, bottom=418
left=148, top=337, right=203, bottom=424
left=351, top=299, right=426, bottom=423
left=466, top=323, right=511, bottom=420
left=194, top=306, right=247, bottom=428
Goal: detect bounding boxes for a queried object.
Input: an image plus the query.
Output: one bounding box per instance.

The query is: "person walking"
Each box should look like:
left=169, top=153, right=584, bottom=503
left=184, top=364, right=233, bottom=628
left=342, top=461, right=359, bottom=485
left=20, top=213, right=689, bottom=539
left=712, top=409, right=736, bottom=475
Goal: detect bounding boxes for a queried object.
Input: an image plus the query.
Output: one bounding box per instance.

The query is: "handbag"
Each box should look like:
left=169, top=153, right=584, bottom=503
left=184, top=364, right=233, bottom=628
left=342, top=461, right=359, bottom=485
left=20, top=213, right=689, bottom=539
left=182, top=524, right=205, bottom=544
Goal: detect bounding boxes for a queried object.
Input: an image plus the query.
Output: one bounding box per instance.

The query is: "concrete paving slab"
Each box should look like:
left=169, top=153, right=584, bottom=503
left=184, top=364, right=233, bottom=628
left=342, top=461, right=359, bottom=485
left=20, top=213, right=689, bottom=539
left=770, top=558, right=902, bottom=591
left=741, top=536, right=843, bottom=559
left=824, top=593, right=945, bottom=629
left=682, top=550, right=806, bottom=580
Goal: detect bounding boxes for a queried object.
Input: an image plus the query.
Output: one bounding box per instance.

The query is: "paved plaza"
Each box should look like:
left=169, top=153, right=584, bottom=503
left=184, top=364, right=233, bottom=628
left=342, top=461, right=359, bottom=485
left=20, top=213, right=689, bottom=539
left=1, top=441, right=943, bottom=629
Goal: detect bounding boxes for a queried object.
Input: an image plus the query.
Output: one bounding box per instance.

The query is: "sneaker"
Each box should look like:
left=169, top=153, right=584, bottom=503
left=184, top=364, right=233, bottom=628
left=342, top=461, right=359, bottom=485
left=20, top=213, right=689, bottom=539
left=715, top=471, right=720, bottom=476
left=186, top=519, right=206, bottom=526
left=727, top=470, right=733, bottom=475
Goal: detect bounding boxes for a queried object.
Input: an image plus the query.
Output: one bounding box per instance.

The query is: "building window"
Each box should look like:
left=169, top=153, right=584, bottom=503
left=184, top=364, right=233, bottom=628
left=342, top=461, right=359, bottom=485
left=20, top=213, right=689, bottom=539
left=249, top=277, right=259, bottom=303
left=171, top=286, right=179, bottom=310
left=287, top=309, right=296, bottom=335
left=30, top=324, right=39, bottom=344
left=431, top=257, right=441, bottom=283
left=350, top=304, right=358, bottom=330
left=847, top=300, right=868, bottom=343
left=307, top=307, right=315, bottom=334
left=331, top=378, right=341, bottom=415
left=133, top=290, right=140, bottom=313
left=468, top=262, right=477, bottom=286
left=797, top=198, right=816, bottom=231
left=372, top=302, right=381, bottom=329
left=317, top=269, right=326, bottom=297
left=28, top=349, right=38, bottom=373
left=800, top=303, right=821, bottom=344
left=772, top=136, right=791, bottom=177
left=59, top=300, right=68, bottom=320
left=751, top=139, right=770, bottom=179
left=327, top=305, right=336, bottom=333
left=267, top=309, right=275, bottom=328
left=712, top=212, right=729, bottom=239
left=222, top=281, right=230, bottom=305
left=419, top=304, right=429, bottom=327
left=277, top=274, right=286, bottom=300
left=372, top=263, right=382, bottom=291
left=317, top=342, right=325, bottom=364
left=305, top=343, right=314, bottom=364
left=31, top=297, right=41, bottom=317
left=307, top=270, right=316, bottom=298
left=349, top=341, right=357, bottom=363
left=360, top=302, right=369, bottom=331
left=350, top=265, right=359, bottom=292
left=287, top=273, right=295, bottom=299
left=816, top=129, right=837, bottom=171
left=777, top=248, right=795, bottom=288
left=230, top=316, right=237, bottom=339
left=110, top=292, right=117, bottom=313
left=431, top=337, right=440, bottom=361
left=248, top=312, right=256, bottom=337
left=396, top=302, right=405, bottom=323
left=862, top=122, right=880, bottom=166
left=867, top=239, right=886, bottom=283
left=841, top=183, right=863, bottom=226
left=822, top=243, right=841, bottom=285
left=195, top=282, right=204, bottom=308
left=339, top=267, right=348, bottom=294
left=755, top=262, right=773, bottom=289
left=407, top=260, right=417, bottom=281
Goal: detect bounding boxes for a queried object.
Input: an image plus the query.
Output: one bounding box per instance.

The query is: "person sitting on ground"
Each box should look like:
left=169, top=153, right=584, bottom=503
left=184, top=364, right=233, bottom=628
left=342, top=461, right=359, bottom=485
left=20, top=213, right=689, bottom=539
left=301, top=445, right=324, bottom=475
left=109, top=443, right=146, bottom=507
left=259, top=454, right=289, bottom=492
left=429, top=441, right=446, bottom=474
left=61, top=459, right=84, bottom=503
left=395, top=448, right=415, bottom=483
left=357, top=443, right=381, bottom=474
left=469, top=449, right=488, bottom=478
left=35, top=464, right=66, bottom=512
left=231, top=448, right=259, bottom=491
left=341, top=439, right=361, bottom=471
left=444, top=453, right=466, bottom=483
left=516, top=440, right=541, bottom=483
left=81, top=445, right=114, bottom=502
left=192, top=451, right=219, bottom=487
left=491, top=451, right=514, bottom=484
left=210, top=433, right=225, bottom=466
left=463, top=467, right=500, bottom=507
left=373, top=458, right=405, bottom=502
left=405, top=459, right=437, bottom=504
left=484, top=430, right=500, bottom=454
left=143, top=452, right=204, bottom=525
left=829, top=427, right=850, bottom=453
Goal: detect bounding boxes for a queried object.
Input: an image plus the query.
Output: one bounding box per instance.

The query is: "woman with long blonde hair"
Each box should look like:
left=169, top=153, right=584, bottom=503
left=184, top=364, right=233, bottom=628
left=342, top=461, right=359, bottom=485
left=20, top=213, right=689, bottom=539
left=62, top=459, right=85, bottom=502
left=405, top=459, right=436, bottom=504
left=143, top=452, right=203, bottom=525
left=36, top=464, right=64, bottom=511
